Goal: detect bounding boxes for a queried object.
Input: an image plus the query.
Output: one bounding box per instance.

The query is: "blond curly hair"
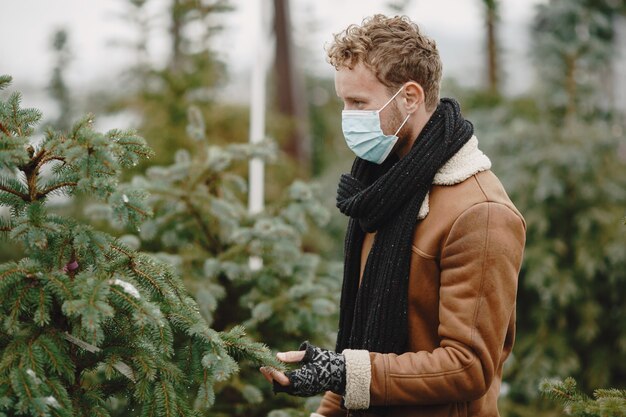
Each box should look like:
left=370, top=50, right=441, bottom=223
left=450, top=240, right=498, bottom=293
left=327, top=14, right=442, bottom=111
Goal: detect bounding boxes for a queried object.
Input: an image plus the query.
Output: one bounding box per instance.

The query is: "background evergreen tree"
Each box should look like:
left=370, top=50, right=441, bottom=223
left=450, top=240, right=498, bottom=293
left=90, top=2, right=346, bottom=413
left=105, top=0, right=323, bottom=194
left=480, top=113, right=626, bottom=408
left=84, top=105, right=342, bottom=417
left=461, top=1, right=626, bottom=415
left=537, top=213, right=626, bottom=416
left=103, top=0, right=236, bottom=171
left=0, top=75, right=282, bottom=417
left=531, top=0, right=624, bottom=119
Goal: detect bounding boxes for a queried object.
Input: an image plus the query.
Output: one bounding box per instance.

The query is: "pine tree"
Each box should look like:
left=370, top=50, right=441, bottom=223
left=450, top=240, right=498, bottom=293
left=453, top=4, right=626, bottom=415
left=531, top=0, right=623, bottom=119
left=109, top=0, right=235, bottom=170
left=85, top=105, right=342, bottom=416
left=457, top=5, right=626, bottom=417
left=537, top=214, right=626, bottom=417
left=479, top=111, right=626, bottom=403
left=0, top=75, right=283, bottom=417
left=540, top=377, right=626, bottom=417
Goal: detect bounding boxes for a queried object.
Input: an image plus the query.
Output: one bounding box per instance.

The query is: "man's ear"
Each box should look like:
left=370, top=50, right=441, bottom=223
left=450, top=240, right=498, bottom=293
left=402, top=81, right=425, bottom=114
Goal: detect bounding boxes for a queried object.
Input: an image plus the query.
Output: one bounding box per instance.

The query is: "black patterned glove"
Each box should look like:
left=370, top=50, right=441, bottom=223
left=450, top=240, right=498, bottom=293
left=272, top=341, right=346, bottom=397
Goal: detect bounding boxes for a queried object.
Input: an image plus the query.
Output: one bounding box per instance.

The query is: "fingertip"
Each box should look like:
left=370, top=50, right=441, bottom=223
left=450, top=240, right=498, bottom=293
left=276, top=374, right=290, bottom=386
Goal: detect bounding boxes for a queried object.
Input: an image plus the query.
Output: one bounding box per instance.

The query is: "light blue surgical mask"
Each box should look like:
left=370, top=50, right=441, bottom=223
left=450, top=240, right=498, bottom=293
left=341, top=86, right=411, bottom=164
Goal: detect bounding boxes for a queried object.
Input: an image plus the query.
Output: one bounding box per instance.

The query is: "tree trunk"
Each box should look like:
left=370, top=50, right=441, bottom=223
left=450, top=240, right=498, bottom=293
left=169, top=0, right=184, bottom=73
left=565, top=53, right=578, bottom=118
left=485, top=0, right=500, bottom=95
left=273, top=0, right=311, bottom=174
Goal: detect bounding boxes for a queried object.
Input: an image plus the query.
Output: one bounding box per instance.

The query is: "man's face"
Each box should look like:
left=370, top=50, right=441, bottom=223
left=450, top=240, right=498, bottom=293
left=334, top=62, right=404, bottom=139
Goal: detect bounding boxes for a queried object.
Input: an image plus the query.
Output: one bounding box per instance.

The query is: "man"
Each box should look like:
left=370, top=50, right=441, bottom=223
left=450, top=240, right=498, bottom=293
left=260, top=14, right=526, bottom=417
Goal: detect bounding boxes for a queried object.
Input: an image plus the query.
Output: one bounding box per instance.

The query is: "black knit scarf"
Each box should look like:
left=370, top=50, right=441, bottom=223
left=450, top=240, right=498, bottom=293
left=335, top=98, right=474, bottom=355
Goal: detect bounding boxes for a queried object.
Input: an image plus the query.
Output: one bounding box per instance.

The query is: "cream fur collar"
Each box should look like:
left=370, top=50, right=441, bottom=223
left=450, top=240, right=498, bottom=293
left=417, top=135, right=491, bottom=219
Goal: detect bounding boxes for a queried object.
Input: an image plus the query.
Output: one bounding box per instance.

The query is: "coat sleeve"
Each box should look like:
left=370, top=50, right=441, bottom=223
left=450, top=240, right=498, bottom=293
left=340, top=202, right=526, bottom=409
left=312, top=390, right=346, bottom=417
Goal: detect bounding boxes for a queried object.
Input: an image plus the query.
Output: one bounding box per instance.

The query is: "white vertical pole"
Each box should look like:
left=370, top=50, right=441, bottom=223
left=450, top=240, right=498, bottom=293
left=248, top=0, right=268, bottom=271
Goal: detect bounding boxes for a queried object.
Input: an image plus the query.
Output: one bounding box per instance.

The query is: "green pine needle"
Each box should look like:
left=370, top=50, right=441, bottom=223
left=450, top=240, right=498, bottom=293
left=0, top=75, right=12, bottom=90
left=541, top=377, right=626, bottom=417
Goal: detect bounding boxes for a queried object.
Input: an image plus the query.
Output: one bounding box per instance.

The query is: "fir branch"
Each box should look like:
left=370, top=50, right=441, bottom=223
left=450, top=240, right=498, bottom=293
left=594, top=388, right=626, bottom=399
left=181, top=195, right=220, bottom=254
left=36, top=287, right=45, bottom=324
left=116, top=143, right=153, bottom=160
left=0, top=215, right=13, bottom=234
left=174, top=397, right=189, bottom=417
left=56, top=237, right=73, bottom=271
left=38, top=155, right=66, bottom=166
left=37, top=181, right=78, bottom=198
left=38, top=340, right=59, bottom=374
left=123, top=201, right=149, bottom=217
left=25, top=340, right=39, bottom=376
left=110, top=244, right=165, bottom=296
left=539, top=377, right=626, bottom=417
left=158, top=271, right=186, bottom=306
left=0, top=183, right=28, bottom=201
left=8, top=95, right=21, bottom=137
left=0, top=74, right=12, bottom=89
left=9, top=280, right=35, bottom=320
left=134, top=355, right=156, bottom=381
left=13, top=368, right=35, bottom=402
left=549, top=386, right=576, bottom=402
left=166, top=312, right=195, bottom=329
left=0, top=266, right=28, bottom=283
left=44, top=274, right=72, bottom=299
left=43, top=378, right=71, bottom=410
left=160, top=380, right=172, bottom=417
left=0, top=121, right=10, bottom=137
left=109, top=286, right=159, bottom=326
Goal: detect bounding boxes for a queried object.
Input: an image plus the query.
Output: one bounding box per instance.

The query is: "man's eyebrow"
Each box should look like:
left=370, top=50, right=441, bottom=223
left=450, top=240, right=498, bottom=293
left=343, top=95, right=368, bottom=101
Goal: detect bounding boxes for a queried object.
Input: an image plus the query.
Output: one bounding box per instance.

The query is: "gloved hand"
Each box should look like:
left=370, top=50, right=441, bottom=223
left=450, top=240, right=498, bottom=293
left=271, top=341, right=346, bottom=397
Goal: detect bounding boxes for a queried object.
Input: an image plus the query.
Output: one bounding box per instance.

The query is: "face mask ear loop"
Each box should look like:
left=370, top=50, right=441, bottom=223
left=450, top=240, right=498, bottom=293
left=394, top=112, right=412, bottom=137
left=377, top=85, right=405, bottom=114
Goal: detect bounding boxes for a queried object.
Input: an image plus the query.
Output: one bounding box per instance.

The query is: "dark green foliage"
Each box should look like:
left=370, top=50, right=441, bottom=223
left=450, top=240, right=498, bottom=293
left=88, top=106, right=343, bottom=416
left=462, top=3, right=626, bottom=409
left=540, top=377, right=626, bottom=416
left=531, top=0, right=623, bottom=119
left=478, top=111, right=626, bottom=400
left=0, top=76, right=283, bottom=417
left=110, top=0, right=235, bottom=170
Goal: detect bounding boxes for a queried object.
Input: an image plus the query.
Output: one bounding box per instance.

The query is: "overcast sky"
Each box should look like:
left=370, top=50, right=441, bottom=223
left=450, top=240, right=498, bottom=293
left=1, top=0, right=545, bottom=115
